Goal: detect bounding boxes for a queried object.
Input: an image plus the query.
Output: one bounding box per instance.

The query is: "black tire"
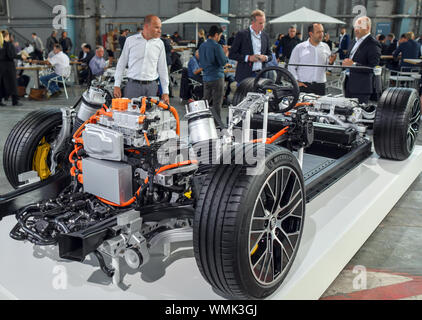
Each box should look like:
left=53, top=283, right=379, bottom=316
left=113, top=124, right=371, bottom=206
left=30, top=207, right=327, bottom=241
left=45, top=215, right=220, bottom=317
left=193, top=144, right=306, bottom=299
left=3, top=109, right=63, bottom=188
left=232, top=77, right=273, bottom=106
left=374, top=87, right=420, bottom=161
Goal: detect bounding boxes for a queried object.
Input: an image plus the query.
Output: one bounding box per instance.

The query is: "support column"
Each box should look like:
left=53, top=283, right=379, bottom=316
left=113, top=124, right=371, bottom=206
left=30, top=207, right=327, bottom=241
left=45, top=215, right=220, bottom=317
left=66, top=0, right=76, bottom=56
left=220, top=0, right=229, bottom=41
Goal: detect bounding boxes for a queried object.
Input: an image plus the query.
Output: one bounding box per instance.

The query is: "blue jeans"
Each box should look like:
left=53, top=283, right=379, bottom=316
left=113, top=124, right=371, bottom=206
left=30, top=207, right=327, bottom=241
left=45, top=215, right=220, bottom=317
left=40, top=73, right=61, bottom=94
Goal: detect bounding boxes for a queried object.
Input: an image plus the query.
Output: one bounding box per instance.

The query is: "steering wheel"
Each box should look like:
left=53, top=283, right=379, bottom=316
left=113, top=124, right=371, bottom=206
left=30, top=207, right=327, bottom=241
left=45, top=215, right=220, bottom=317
left=253, top=66, right=300, bottom=113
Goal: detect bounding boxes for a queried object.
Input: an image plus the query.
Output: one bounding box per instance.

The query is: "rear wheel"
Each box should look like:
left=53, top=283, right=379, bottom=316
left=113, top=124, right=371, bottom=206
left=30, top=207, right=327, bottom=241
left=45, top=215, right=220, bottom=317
left=374, top=87, right=420, bottom=160
left=193, top=144, right=305, bottom=299
left=3, top=109, right=63, bottom=188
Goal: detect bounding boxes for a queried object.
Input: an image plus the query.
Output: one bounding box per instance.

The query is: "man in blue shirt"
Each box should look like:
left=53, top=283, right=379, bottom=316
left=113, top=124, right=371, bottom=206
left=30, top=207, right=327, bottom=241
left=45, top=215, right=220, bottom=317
left=89, top=46, right=108, bottom=77
left=199, top=25, right=229, bottom=118
left=187, top=49, right=203, bottom=82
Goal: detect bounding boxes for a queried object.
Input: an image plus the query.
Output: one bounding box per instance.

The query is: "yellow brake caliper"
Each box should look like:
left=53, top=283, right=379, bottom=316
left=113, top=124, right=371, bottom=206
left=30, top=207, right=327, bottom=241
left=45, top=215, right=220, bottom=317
left=32, top=137, right=51, bottom=180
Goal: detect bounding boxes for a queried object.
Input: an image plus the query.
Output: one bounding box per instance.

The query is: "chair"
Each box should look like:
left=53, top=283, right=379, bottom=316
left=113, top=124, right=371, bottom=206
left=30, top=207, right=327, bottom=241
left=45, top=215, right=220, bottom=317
left=179, top=67, right=203, bottom=101
left=47, top=65, right=71, bottom=99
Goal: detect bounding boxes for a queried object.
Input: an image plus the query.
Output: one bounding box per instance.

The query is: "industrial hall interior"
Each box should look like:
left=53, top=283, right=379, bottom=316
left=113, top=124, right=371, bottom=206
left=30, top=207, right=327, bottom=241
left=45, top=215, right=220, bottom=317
left=0, top=0, right=421, bottom=302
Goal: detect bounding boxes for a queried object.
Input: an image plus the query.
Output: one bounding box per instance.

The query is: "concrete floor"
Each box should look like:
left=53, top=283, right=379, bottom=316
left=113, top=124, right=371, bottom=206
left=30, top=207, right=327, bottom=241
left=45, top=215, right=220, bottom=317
left=0, top=83, right=421, bottom=300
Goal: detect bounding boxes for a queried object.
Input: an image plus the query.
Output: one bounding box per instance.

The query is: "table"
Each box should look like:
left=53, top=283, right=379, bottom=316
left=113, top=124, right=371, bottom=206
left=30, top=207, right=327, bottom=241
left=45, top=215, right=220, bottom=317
left=403, top=59, right=422, bottom=65
left=70, top=60, right=83, bottom=84
left=16, top=65, right=50, bottom=89
left=172, top=47, right=191, bottom=53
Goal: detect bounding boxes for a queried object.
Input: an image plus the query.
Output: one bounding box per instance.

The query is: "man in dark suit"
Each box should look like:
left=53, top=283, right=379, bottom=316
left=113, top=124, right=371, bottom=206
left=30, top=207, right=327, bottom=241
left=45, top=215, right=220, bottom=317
left=393, top=32, right=421, bottom=70
left=229, top=9, right=272, bottom=85
left=276, top=26, right=301, bottom=62
left=342, top=16, right=381, bottom=104
left=338, top=27, right=350, bottom=60
left=78, top=44, right=95, bottom=84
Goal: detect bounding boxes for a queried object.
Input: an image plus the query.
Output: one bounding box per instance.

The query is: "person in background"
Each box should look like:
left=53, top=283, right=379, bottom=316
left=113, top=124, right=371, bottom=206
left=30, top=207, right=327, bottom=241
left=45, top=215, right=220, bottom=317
left=393, top=32, right=421, bottom=70
left=161, top=33, right=173, bottom=97
left=60, top=31, right=72, bottom=56
left=323, top=33, right=333, bottom=51
left=32, top=43, right=70, bottom=97
left=338, top=27, right=350, bottom=60
left=296, top=32, right=302, bottom=41
left=105, top=30, right=115, bottom=66
left=78, top=43, right=87, bottom=60
left=218, top=33, right=226, bottom=45
left=274, top=33, right=284, bottom=46
left=114, top=15, right=169, bottom=104
left=78, top=44, right=95, bottom=84
left=13, top=40, right=21, bottom=54
left=288, top=23, right=336, bottom=96
left=89, top=46, right=108, bottom=77
left=378, top=34, right=389, bottom=55
left=0, top=29, right=27, bottom=106
left=342, top=16, right=381, bottom=104
left=46, top=30, right=58, bottom=54
left=386, top=33, right=398, bottom=52
left=199, top=25, right=229, bottom=118
left=187, top=49, right=202, bottom=82
left=223, top=59, right=236, bottom=105
left=119, top=29, right=129, bottom=50
left=31, top=33, right=44, bottom=60
left=276, top=26, right=300, bottom=62
left=229, top=9, right=272, bottom=85
left=227, top=32, right=236, bottom=46
left=161, top=33, right=172, bottom=67
left=197, top=29, right=206, bottom=50
left=171, top=31, right=182, bottom=44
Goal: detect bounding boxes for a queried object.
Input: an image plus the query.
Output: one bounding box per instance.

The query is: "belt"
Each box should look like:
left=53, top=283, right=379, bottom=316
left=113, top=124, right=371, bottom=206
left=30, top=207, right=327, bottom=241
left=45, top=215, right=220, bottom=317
left=302, top=81, right=325, bottom=85
left=128, top=78, right=158, bottom=84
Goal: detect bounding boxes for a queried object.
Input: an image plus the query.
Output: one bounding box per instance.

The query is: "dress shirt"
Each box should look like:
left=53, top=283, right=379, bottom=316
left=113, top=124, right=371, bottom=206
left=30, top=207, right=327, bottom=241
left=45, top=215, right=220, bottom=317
left=288, top=40, right=332, bottom=83
left=350, top=33, right=371, bottom=60
left=199, top=39, right=228, bottom=82
left=114, top=32, right=169, bottom=94
left=245, top=26, right=263, bottom=71
left=89, top=55, right=107, bottom=76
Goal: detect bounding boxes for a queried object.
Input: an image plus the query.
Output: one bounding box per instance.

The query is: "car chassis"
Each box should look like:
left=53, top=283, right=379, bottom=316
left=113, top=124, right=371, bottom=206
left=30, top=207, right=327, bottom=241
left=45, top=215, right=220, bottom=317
left=0, top=66, right=419, bottom=299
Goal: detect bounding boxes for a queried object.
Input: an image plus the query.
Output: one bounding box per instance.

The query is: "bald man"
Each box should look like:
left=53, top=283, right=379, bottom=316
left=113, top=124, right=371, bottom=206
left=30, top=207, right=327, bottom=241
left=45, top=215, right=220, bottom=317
left=342, top=16, right=381, bottom=103
left=114, top=15, right=169, bottom=104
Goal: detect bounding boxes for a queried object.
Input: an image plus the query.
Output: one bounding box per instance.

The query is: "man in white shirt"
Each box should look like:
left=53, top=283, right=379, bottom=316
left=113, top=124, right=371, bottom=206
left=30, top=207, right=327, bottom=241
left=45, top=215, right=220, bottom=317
left=114, top=15, right=169, bottom=104
left=288, top=23, right=336, bottom=95
left=30, top=43, right=70, bottom=97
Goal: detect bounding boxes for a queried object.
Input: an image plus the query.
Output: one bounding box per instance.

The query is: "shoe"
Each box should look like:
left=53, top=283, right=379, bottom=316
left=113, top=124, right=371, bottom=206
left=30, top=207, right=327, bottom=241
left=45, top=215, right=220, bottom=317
left=12, top=102, right=23, bottom=106
left=50, top=91, right=62, bottom=98
left=0, top=102, right=5, bottom=106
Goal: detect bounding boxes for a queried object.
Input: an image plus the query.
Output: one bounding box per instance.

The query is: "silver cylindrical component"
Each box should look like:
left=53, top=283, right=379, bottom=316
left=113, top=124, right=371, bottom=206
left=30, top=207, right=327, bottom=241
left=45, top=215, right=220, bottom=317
left=185, top=100, right=219, bottom=170
left=73, top=87, right=108, bottom=133
left=185, top=100, right=218, bottom=145
left=124, top=248, right=143, bottom=269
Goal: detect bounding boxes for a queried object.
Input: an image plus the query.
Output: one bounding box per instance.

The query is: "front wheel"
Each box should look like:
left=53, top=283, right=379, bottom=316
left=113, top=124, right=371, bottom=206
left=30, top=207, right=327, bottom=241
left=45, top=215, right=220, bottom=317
left=3, top=109, right=63, bottom=188
left=193, top=144, right=306, bottom=299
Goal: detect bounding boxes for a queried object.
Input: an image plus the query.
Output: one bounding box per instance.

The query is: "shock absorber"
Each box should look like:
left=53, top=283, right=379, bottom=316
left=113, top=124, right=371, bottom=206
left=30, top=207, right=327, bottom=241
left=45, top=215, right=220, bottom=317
left=185, top=100, right=219, bottom=172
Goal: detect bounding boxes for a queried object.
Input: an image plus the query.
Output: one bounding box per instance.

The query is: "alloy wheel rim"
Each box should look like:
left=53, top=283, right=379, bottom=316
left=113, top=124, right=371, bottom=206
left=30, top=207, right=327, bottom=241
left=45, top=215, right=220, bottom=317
left=248, top=166, right=304, bottom=286
left=407, top=98, right=421, bottom=153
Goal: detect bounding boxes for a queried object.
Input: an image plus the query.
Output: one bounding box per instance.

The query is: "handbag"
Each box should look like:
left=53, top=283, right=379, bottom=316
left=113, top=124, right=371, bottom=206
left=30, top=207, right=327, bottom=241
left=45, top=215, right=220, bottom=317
left=29, top=88, right=47, bottom=101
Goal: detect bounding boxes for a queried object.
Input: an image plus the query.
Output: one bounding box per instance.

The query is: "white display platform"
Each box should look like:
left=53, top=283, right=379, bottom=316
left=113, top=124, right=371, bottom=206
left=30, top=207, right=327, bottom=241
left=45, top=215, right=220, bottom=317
left=1, top=147, right=421, bottom=300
